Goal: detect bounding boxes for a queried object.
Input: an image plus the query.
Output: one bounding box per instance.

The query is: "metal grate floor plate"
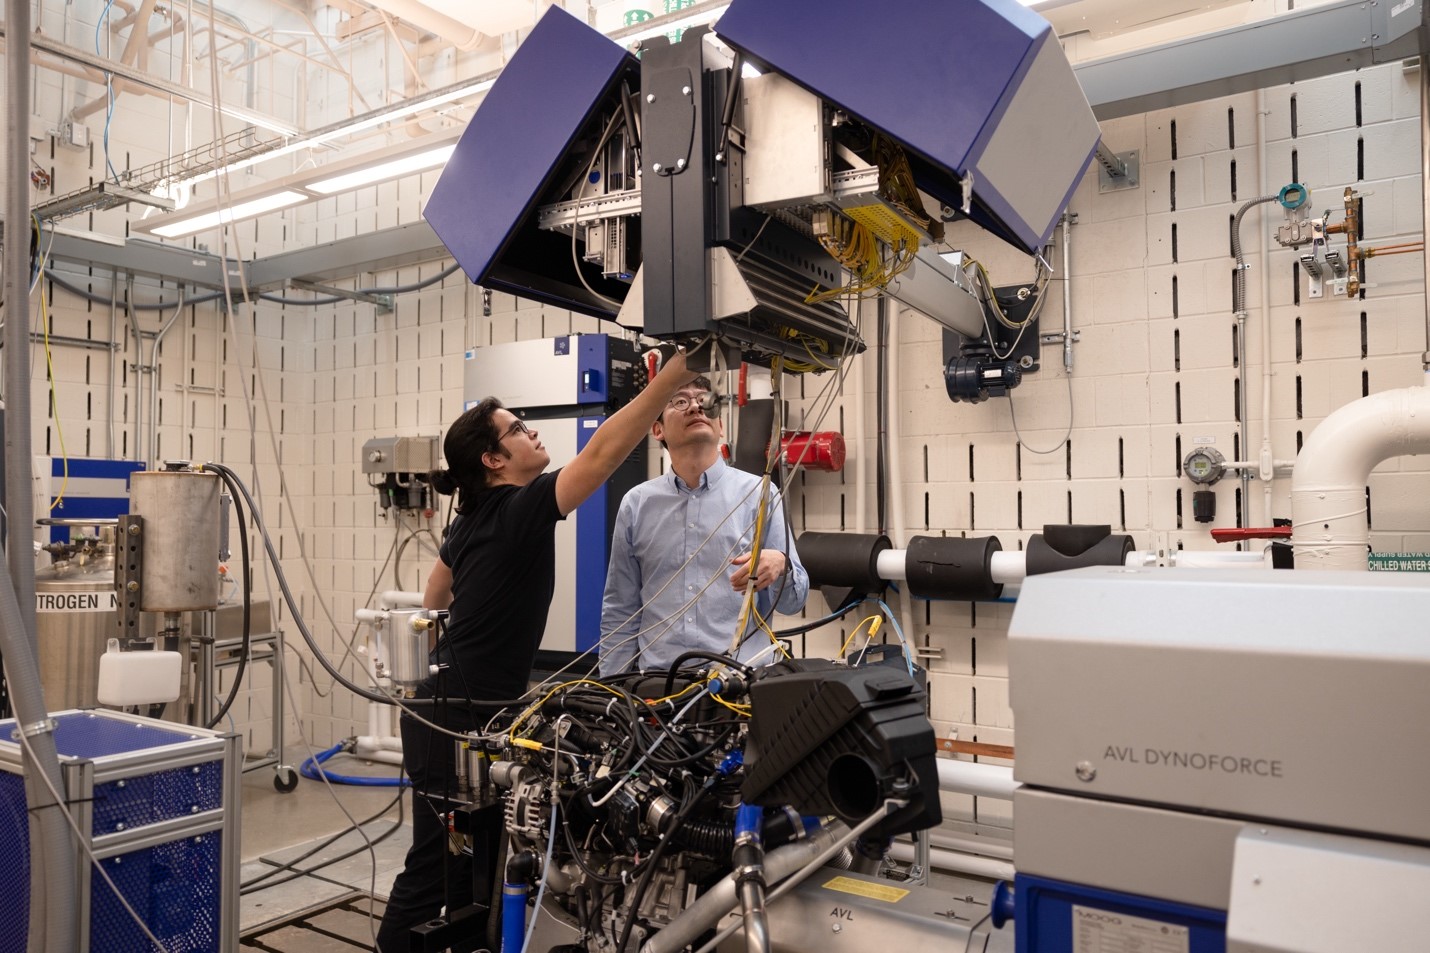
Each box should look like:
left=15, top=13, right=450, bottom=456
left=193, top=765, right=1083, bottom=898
left=241, top=893, right=385, bottom=951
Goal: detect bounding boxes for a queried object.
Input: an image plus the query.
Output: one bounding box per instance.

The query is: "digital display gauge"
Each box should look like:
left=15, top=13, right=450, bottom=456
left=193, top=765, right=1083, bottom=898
left=1183, top=447, right=1226, bottom=485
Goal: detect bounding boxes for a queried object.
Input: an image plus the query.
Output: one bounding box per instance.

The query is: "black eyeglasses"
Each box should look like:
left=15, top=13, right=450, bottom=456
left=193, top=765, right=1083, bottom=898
left=499, top=419, right=532, bottom=442
left=667, top=394, right=713, bottom=414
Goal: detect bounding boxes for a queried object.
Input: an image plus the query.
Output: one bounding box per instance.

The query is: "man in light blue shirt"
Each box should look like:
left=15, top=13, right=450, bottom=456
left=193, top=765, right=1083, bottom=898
left=599, top=377, right=809, bottom=675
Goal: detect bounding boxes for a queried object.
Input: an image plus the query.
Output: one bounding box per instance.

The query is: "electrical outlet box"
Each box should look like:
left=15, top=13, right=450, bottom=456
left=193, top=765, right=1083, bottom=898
left=361, top=435, right=439, bottom=475
left=61, top=119, right=90, bottom=150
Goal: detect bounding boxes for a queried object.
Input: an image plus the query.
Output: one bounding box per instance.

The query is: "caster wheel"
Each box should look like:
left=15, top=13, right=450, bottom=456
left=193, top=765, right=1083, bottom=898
left=273, top=766, right=299, bottom=793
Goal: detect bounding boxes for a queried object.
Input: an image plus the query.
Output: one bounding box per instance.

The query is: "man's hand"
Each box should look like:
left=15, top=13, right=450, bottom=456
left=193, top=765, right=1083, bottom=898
left=730, top=550, right=787, bottom=592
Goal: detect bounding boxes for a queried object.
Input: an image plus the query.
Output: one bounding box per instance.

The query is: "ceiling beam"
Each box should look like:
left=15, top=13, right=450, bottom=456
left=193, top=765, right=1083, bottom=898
left=0, top=25, right=299, bottom=136
left=1075, top=0, right=1427, bottom=120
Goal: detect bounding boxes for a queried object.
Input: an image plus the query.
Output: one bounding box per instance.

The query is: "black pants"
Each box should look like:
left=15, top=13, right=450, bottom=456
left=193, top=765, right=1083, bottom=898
left=376, top=706, right=497, bottom=953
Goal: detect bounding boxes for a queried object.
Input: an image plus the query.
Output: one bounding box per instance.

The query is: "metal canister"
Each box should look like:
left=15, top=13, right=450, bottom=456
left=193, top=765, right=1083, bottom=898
left=35, top=550, right=119, bottom=709
left=386, top=608, right=433, bottom=686
left=129, top=468, right=222, bottom=612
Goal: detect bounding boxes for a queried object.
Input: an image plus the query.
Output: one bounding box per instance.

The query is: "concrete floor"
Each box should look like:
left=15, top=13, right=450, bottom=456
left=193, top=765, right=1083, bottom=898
left=238, top=747, right=413, bottom=947
left=234, top=749, right=1007, bottom=952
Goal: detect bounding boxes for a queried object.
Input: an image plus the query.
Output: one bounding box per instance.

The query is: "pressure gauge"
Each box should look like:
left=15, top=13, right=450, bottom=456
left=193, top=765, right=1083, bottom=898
left=1183, top=447, right=1226, bottom=485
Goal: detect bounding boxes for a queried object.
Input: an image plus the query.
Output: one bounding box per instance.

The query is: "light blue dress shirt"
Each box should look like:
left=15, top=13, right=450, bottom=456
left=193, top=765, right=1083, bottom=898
left=599, top=456, right=809, bottom=675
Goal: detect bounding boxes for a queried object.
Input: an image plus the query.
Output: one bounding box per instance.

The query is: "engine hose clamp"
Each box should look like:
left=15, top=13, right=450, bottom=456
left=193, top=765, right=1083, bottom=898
left=733, top=830, right=761, bottom=849
left=11, top=717, right=57, bottom=742
left=779, top=805, right=804, bottom=838
left=734, top=864, right=766, bottom=887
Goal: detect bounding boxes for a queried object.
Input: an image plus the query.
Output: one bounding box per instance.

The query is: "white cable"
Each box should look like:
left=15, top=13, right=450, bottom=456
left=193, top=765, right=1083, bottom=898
left=520, top=717, right=565, bottom=953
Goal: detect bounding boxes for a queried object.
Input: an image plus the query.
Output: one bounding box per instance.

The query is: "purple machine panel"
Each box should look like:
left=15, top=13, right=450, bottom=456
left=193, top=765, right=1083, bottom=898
left=715, top=0, right=1100, bottom=252
left=423, top=6, right=638, bottom=317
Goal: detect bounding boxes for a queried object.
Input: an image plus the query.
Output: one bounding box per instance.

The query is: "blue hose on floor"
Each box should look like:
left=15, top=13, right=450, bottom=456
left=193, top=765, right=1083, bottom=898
left=300, top=742, right=409, bottom=787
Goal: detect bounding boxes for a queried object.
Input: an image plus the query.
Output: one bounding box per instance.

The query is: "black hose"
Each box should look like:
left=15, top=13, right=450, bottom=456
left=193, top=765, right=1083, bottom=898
left=44, top=270, right=225, bottom=310
left=201, top=462, right=536, bottom=716
left=44, top=261, right=460, bottom=312
left=660, top=651, right=751, bottom=700
left=257, top=262, right=462, bottom=305
left=206, top=467, right=251, bottom=729
left=772, top=602, right=864, bottom=637
left=204, top=461, right=393, bottom=705
left=615, top=779, right=711, bottom=953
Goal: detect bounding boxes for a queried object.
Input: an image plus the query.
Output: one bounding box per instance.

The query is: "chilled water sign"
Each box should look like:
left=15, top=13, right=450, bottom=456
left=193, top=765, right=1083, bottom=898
left=1368, top=553, right=1430, bottom=572
left=36, top=590, right=119, bottom=612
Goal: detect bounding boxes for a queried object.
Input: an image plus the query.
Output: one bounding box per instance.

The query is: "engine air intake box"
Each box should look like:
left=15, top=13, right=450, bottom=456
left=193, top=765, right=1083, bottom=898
left=741, top=660, right=940, bottom=837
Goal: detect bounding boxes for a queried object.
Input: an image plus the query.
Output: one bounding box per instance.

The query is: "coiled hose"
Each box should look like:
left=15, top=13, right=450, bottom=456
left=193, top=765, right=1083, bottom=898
left=300, top=741, right=410, bottom=787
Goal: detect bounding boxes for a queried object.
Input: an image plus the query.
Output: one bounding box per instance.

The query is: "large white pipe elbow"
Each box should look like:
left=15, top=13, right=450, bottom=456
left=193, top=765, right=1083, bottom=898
left=1291, top=385, right=1430, bottom=570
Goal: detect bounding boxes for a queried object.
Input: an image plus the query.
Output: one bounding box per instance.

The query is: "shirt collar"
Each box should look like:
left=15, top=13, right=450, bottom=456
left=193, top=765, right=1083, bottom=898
left=671, top=454, right=728, bottom=492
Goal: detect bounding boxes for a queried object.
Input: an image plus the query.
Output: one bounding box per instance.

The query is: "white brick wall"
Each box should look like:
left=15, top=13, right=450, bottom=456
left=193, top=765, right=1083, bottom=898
left=22, top=30, right=1429, bottom=781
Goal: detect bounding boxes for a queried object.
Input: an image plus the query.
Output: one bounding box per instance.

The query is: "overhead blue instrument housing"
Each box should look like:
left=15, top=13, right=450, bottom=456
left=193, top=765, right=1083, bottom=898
left=715, top=0, right=1100, bottom=253
left=423, top=6, right=639, bottom=315
left=424, top=0, right=1100, bottom=360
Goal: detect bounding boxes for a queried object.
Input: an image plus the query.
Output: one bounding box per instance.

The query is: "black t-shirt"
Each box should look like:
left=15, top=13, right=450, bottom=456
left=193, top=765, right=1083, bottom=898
left=427, top=470, right=565, bottom=701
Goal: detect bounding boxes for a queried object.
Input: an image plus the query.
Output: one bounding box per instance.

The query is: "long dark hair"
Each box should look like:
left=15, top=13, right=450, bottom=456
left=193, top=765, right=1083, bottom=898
left=428, top=397, right=506, bottom=514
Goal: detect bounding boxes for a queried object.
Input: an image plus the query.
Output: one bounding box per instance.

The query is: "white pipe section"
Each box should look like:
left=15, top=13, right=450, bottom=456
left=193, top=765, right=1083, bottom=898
left=1291, top=385, right=1430, bottom=569
left=1168, top=550, right=1269, bottom=569
left=937, top=758, right=1016, bottom=801
left=876, top=549, right=906, bottom=580
left=372, top=0, right=487, bottom=50
left=379, top=590, right=425, bottom=609
left=356, top=734, right=404, bottom=752
left=353, top=737, right=405, bottom=765
left=881, top=548, right=1267, bottom=588
left=888, top=310, right=919, bottom=667
left=887, top=841, right=1015, bottom=882
left=1256, top=88, right=1277, bottom=525
left=989, top=551, right=1026, bottom=585
left=929, top=830, right=1015, bottom=860
left=355, top=608, right=388, bottom=624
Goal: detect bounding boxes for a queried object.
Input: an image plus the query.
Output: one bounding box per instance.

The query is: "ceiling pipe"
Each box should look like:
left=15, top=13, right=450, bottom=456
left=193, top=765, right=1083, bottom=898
left=369, top=0, right=491, bottom=51
left=1290, top=385, right=1430, bottom=570
left=0, top=24, right=299, bottom=134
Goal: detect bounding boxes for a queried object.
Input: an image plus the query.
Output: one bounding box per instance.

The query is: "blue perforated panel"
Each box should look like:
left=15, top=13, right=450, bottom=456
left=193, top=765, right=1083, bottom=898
left=55, top=712, right=201, bottom=758
left=0, top=712, right=202, bottom=760
left=0, top=771, right=30, bottom=953
left=92, top=759, right=224, bottom=836
left=90, top=833, right=223, bottom=953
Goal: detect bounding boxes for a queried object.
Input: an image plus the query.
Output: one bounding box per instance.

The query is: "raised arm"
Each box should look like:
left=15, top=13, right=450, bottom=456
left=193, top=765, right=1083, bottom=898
left=555, top=349, right=697, bottom=516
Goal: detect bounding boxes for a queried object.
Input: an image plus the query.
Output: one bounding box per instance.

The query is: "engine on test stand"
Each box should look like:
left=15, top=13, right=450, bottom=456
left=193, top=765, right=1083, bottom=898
left=446, top=658, right=946, bottom=953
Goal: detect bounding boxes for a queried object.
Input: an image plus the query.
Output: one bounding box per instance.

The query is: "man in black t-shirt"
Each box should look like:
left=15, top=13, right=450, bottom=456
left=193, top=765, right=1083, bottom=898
left=376, top=349, right=697, bottom=953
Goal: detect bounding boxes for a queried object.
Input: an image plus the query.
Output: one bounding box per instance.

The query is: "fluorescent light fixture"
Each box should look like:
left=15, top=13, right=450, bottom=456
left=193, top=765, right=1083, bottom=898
left=151, top=190, right=307, bottom=238
left=307, top=144, right=456, bottom=194
left=183, top=77, right=495, bottom=188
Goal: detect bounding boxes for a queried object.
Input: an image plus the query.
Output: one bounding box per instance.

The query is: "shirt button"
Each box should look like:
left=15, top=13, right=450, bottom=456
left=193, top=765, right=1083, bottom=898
left=688, top=522, right=694, bottom=528
left=686, top=617, right=693, bottom=623
left=688, top=585, right=694, bottom=591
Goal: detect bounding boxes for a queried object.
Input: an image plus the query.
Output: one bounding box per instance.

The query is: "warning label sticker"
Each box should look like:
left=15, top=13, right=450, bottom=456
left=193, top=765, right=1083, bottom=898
left=1071, top=905, right=1189, bottom=953
left=821, top=876, right=909, bottom=903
